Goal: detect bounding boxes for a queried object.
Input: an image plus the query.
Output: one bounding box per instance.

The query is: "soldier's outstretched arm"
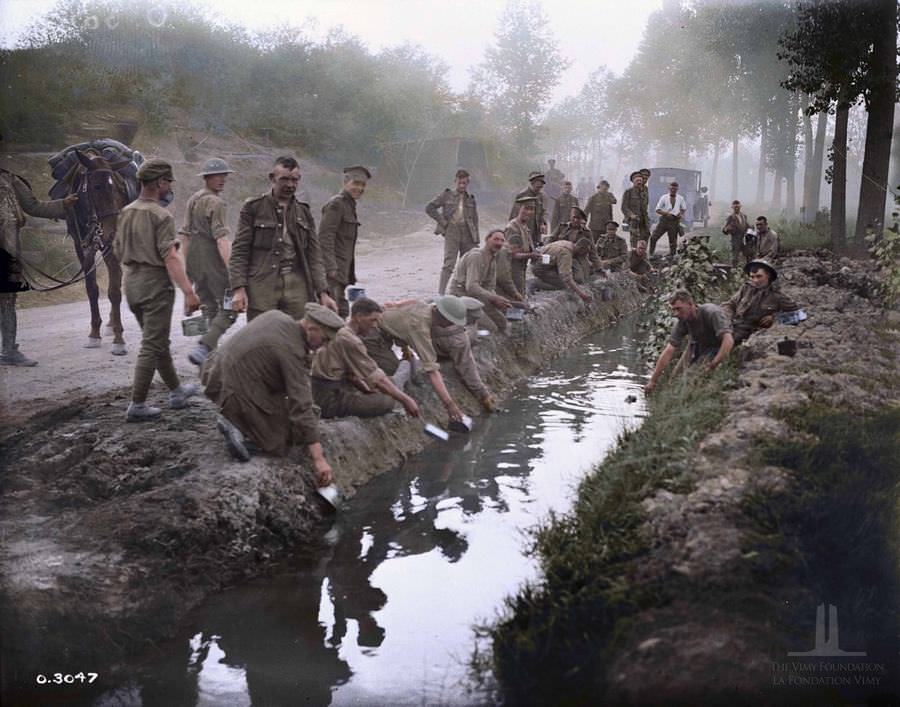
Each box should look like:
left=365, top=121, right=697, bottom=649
left=12, top=176, right=67, bottom=220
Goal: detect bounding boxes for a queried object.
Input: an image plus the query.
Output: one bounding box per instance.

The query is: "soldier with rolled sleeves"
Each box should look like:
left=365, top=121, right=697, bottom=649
left=181, top=158, right=238, bottom=366
left=530, top=239, right=595, bottom=302
left=362, top=295, right=495, bottom=419
left=595, top=221, right=629, bottom=271
left=550, top=180, right=579, bottom=231
left=320, top=165, right=370, bottom=317
left=447, top=228, right=522, bottom=333
left=311, top=297, right=420, bottom=419
left=585, top=179, right=617, bottom=245
left=113, top=158, right=201, bottom=422
left=509, top=172, right=548, bottom=241
left=651, top=181, right=687, bottom=257
left=426, top=168, right=480, bottom=295
left=622, top=171, right=650, bottom=249
left=505, top=195, right=542, bottom=296
left=229, top=156, right=335, bottom=321
left=203, top=303, right=342, bottom=485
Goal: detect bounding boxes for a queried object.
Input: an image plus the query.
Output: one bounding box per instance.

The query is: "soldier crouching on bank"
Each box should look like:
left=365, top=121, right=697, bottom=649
left=202, top=303, right=345, bottom=486
left=722, top=259, right=800, bottom=344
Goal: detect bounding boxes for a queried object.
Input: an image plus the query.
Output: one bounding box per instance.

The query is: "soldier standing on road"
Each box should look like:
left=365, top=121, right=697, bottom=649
left=505, top=196, right=541, bottom=295
left=114, top=159, right=201, bottom=422
left=311, top=297, right=420, bottom=419
left=181, top=158, right=238, bottom=367
left=722, top=200, right=750, bottom=268
left=550, top=180, right=579, bottom=231
left=426, top=169, right=479, bottom=295
left=693, top=186, right=710, bottom=227
left=509, top=172, right=548, bottom=242
left=229, top=156, right=335, bottom=321
left=585, top=180, right=617, bottom=245
left=544, top=159, right=565, bottom=202
left=650, top=181, right=687, bottom=257
left=320, top=165, right=371, bottom=317
left=0, top=162, right=77, bottom=366
left=622, top=171, right=650, bottom=249
left=203, top=303, right=342, bottom=486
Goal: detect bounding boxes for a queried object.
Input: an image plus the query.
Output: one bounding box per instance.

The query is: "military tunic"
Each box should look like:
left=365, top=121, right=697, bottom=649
left=550, top=193, right=579, bottom=230
left=509, top=187, right=547, bottom=242
left=426, top=188, right=480, bottom=294
left=531, top=240, right=591, bottom=291
left=756, top=230, right=779, bottom=260
left=319, top=190, right=361, bottom=316
left=115, top=199, right=181, bottom=402
left=311, top=325, right=394, bottom=418
left=595, top=234, right=629, bottom=271
left=203, top=310, right=319, bottom=454
left=621, top=186, right=650, bottom=248
left=180, top=187, right=236, bottom=350
left=495, top=246, right=523, bottom=302
left=721, top=281, right=798, bottom=343
left=722, top=212, right=751, bottom=267
left=504, top=219, right=533, bottom=296
left=230, top=192, right=328, bottom=321
left=447, top=247, right=510, bottom=332
left=585, top=191, right=617, bottom=238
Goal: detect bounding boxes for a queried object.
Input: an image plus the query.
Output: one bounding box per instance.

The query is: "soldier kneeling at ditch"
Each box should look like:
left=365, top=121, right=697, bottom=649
left=311, top=297, right=421, bottom=419
left=721, top=259, right=800, bottom=344
left=201, top=303, right=344, bottom=486
left=528, top=238, right=599, bottom=303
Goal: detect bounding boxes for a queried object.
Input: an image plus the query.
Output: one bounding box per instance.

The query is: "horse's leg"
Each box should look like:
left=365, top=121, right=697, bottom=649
left=75, top=238, right=103, bottom=347
left=104, top=251, right=127, bottom=355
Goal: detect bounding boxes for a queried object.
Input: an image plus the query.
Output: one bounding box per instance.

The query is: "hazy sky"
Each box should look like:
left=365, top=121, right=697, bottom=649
left=1, top=0, right=662, bottom=101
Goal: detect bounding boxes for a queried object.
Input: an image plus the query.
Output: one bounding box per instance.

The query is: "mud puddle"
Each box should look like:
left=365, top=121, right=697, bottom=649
left=43, top=315, right=649, bottom=707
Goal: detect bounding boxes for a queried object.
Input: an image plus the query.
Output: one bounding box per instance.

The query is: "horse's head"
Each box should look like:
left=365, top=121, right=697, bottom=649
left=74, top=149, right=130, bottom=244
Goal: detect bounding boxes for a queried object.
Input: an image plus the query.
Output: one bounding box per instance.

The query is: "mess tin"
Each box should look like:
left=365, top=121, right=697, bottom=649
left=448, top=414, right=473, bottom=434
left=181, top=315, right=209, bottom=337
left=505, top=307, right=524, bottom=321
left=776, top=308, right=808, bottom=326
left=222, top=289, right=234, bottom=310
left=316, top=483, right=342, bottom=513
left=541, top=253, right=552, bottom=265
left=347, top=286, right=367, bottom=303
left=424, top=423, right=449, bottom=441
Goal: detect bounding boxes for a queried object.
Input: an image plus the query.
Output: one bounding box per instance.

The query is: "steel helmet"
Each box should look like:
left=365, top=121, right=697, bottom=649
left=435, top=296, right=468, bottom=326
left=197, top=158, right=235, bottom=176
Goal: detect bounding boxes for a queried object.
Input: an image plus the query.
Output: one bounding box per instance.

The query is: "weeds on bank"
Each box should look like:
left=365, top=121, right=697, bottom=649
left=477, top=363, right=737, bottom=704
left=865, top=188, right=900, bottom=308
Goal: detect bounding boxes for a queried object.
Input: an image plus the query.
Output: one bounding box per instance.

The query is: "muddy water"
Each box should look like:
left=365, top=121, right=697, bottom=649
left=92, top=316, right=648, bottom=707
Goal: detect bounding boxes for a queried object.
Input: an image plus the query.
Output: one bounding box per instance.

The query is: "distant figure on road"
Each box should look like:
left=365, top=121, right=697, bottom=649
left=693, top=186, right=709, bottom=227
left=577, top=176, right=593, bottom=201
left=622, top=171, right=650, bottom=249
left=551, top=180, right=580, bottom=231
left=544, top=159, right=565, bottom=201
left=722, top=259, right=798, bottom=344
left=425, top=168, right=480, bottom=295
left=644, top=289, right=734, bottom=393
left=585, top=180, right=617, bottom=245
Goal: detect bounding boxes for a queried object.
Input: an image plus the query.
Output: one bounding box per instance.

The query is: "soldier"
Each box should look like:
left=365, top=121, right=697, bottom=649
left=722, top=200, right=750, bottom=267
left=229, top=156, right=335, bottom=321
left=546, top=206, right=592, bottom=245
left=544, top=159, right=565, bottom=201
left=530, top=239, right=595, bottom=302
left=595, top=221, right=629, bottom=271
left=113, top=159, right=201, bottom=421
left=628, top=239, right=658, bottom=292
left=644, top=290, right=734, bottom=394
left=496, top=234, right=527, bottom=303
left=650, top=181, right=687, bottom=257
left=181, top=158, right=237, bottom=366
left=447, top=228, right=522, bottom=332
left=0, top=162, right=77, bottom=366
left=426, top=168, right=480, bottom=295
left=550, top=180, right=579, bottom=230
left=693, top=186, right=710, bottom=227
left=754, top=216, right=780, bottom=260
left=203, top=303, right=343, bottom=486
left=311, top=297, right=420, bottom=419
left=320, top=165, right=371, bottom=317
left=362, top=295, right=495, bottom=419
left=509, top=172, right=548, bottom=242
left=505, top=195, right=539, bottom=295
left=585, top=180, right=617, bottom=244
left=621, top=171, right=650, bottom=249
left=722, top=259, right=799, bottom=344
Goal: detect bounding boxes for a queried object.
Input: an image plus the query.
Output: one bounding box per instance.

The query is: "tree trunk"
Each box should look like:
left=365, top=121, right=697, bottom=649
left=786, top=159, right=796, bottom=216
left=831, top=101, right=850, bottom=252
left=854, top=0, right=898, bottom=243
left=801, top=95, right=815, bottom=223
left=731, top=133, right=739, bottom=201
left=772, top=168, right=783, bottom=212
left=810, top=110, right=828, bottom=220
left=756, top=117, right=767, bottom=206
left=710, top=141, right=720, bottom=202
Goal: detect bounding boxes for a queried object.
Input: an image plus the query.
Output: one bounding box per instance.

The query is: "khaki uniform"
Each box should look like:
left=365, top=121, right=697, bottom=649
left=628, top=250, right=655, bottom=291
left=756, top=229, right=779, bottom=260
left=230, top=192, right=328, bottom=321
left=546, top=222, right=591, bottom=245
left=203, top=310, right=318, bottom=454
left=621, top=186, right=649, bottom=248
left=311, top=326, right=394, bottom=418
left=180, top=188, right=236, bottom=350
left=426, top=188, right=479, bottom=294
left=504, top=219, right=533, bottom=295
left=319, top=190, right=360, bottom=317
left=495, top=247, right=523, bottom=302
left=531, top=240, right=592, bottom=292
left=550, top=193, right=579, bottom=230
left=721, top=281, right=798, bottom=344
left=669, top=303, right=732, bottom=362
left=585, top=191, right=617, bottom=238
left=362, top=301, right=488, bottom=400
left=114, top=199, right=181, bottom=403
left=447, top=247, right=513, bottom=332
left=509, top=187, right=547, bottom=242
left=545, top=167, right=565, bottom=200
left=722, top=212, right=751, bottom=267
left=595, top=234, right=629, bottom=271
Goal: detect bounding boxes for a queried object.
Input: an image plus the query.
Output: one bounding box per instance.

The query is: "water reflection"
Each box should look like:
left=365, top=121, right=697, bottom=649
left=94, top=318, right=648, bottom=707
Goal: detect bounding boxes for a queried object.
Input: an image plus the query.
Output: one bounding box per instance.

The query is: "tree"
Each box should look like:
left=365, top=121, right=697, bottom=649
left=469, top=0, right=569, bottom=153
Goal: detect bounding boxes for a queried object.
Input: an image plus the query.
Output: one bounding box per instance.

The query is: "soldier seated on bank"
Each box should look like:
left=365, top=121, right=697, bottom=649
left=644, top=290, right=734, bottom=394
left=628, top=239, right=658, bottom=292
left=361, top=295, right=495, bottom=419
left=545, top=206, right=592, bottom=246
left=496, top=234, right=528, bottom=302
left=595, top=220, right=629, bottom=272
left=311, top=297, right=421, bottom=419
left=529, top=238, right=596, bottom=303
left=202, top=303, right=345, bottom=486
left=722, top=259, right=799, bottom=344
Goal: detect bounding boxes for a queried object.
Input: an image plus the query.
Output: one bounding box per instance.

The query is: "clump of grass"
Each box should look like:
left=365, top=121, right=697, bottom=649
left=478, top=364, right=736, bottom=704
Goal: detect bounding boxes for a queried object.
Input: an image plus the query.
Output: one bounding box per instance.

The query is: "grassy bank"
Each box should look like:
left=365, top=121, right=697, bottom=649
left=480, top=363, right=738, bottom=704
